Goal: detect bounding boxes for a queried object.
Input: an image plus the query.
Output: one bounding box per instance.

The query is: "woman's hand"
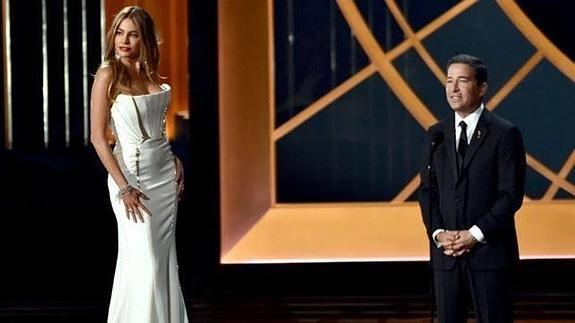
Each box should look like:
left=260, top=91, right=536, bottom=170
left=121, top=186, right=151, bottom=223
left=175, top=157, right=184, bottom=200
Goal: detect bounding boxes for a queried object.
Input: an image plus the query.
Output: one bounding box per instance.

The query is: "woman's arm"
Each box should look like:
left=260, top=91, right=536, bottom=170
left=90, top=67, right=150, bottom=222
left=90, top=67, right=129, bottom=191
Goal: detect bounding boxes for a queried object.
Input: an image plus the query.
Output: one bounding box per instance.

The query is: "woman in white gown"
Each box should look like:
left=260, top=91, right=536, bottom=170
left=90, top=6, right=189, bottom=323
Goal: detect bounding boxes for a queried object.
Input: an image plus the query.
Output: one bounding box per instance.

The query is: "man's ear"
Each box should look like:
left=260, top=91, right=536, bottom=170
left=479, top=82, right=487, bottom=97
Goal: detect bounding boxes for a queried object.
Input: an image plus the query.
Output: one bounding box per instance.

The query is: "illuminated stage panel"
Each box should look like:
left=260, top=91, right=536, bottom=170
left=222, top=203, right=428, bottom=264
left=221, top=202, right=575, bottom=264
left=515, top=202, right=575, bottom=259
left=218, top=0, right=274, bottom=256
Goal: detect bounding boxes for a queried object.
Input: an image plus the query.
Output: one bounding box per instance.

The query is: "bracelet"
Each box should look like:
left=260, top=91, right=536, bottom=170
left=119, top=185, right=134, bottom=196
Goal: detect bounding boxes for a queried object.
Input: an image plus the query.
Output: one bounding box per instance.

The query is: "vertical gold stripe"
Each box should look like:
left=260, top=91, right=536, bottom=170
left=2, top=0, right=12, bottom=149
left=63, top=0, right=70, bottom=146
left=42, top=0, right=49, bottom=148
left=82, top=0, right=89, bottom=144
left=100, top=0, right=106, bottom=62
left=268, top=0, right=277, bottom=205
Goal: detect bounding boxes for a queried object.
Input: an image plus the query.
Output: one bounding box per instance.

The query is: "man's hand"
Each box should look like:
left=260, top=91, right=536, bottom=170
left=449, top=230, right=477, bottom=257
left=438, top=230, right=477, bottom=257
left=436, top=230, right=459, bottom=256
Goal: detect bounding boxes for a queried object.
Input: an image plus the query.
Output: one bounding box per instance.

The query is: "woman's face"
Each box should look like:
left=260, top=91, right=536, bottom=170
left=114, top=18, right=141, bottom=60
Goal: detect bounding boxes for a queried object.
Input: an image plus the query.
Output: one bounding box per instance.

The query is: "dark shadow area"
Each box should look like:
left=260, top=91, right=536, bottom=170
left=517, top=0, right=574, bottom=61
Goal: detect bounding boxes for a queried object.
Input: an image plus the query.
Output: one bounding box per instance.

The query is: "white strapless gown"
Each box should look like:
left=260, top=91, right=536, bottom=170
left=106, top=84, right=189, bottom=323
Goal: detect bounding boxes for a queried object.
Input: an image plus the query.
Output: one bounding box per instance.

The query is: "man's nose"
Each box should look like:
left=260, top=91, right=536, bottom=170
left=447, top=85, right=458, bottom=92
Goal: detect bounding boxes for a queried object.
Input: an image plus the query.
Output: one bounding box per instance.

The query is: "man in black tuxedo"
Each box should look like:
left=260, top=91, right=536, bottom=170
left=419, top=54, right=526, bottom=323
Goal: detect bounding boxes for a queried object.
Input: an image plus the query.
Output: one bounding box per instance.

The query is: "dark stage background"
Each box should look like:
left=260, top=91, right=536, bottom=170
left=0, top=0, right=574, bottom=321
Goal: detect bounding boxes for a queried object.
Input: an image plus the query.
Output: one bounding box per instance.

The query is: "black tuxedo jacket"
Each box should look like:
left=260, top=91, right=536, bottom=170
left=419, top=109, right=526, bottom=271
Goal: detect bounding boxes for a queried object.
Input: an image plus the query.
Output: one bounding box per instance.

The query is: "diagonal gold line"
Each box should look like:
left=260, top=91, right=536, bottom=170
left=335, top=0, right=482, bottom=203
left=543, top=150, right=575, bottom=200
left=414, top=0, right=478, bottom=41
left=527, top=153, right=575, bottom=196
left=385, top=0, right=445, bottom=84
left=274, top=0, right=477, bottom=140
left=273, top=64, right=377, bottom=141
left=391, top=174, right=420, bottom=204
left=336, top=0, right=436, bottom=129
left=497, top=0, right=575, bottom=81
left=487, top=51, right=544, bottom=111
left=274, top=0, right=573, bottom=204
left=386, top=0, right=478, bottom=61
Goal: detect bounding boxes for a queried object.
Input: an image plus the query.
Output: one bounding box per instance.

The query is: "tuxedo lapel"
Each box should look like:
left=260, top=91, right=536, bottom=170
left=462, top=109, right=491, bottom=171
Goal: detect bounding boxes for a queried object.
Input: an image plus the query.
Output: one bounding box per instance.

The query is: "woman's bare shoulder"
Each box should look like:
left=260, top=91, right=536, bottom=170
left=95, top=63, right=114, bottom=82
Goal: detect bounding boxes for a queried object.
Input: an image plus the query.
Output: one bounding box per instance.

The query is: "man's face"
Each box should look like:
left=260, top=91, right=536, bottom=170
left=445, top=63, right=486, bottom=117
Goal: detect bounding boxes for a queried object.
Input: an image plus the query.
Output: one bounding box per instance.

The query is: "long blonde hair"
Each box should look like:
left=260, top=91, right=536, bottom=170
left=101, top=6, right=161, bottom=99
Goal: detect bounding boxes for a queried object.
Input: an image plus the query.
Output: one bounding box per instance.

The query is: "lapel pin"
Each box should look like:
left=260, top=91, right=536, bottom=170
left=477, top=130, right=481, bottom=139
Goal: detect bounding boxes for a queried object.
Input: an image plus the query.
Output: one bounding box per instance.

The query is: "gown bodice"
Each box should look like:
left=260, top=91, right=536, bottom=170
left=110, top=83, right=171, bottom=148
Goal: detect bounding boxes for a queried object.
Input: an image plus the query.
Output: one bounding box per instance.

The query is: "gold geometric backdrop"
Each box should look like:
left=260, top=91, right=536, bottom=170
left=218, top=0, right=574, bottom=264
